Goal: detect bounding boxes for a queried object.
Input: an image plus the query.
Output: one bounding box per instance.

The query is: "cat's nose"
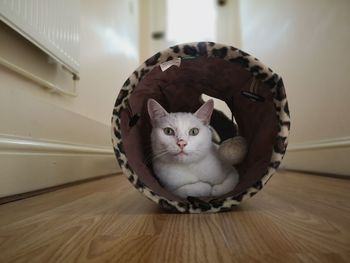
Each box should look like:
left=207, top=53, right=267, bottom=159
left=177, top=140, right=187, bottom=150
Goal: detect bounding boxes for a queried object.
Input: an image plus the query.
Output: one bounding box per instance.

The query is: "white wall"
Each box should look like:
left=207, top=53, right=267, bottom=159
left=0, top=0, right=140, bottom=197
left=238, top=0, right=350, bottom=175
left=139, top=0, right=241, bottom=62
left=77, top=0, right=139, bottom=125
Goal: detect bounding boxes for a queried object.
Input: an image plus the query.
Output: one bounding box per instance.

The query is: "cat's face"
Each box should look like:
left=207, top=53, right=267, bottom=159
left=148, top=99, right=214, bottom=163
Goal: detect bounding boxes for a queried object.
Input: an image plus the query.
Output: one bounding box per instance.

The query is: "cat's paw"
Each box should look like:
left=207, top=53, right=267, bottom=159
left=174, top=182, right=212, bottom=198
left=173, top=187, right=189, bottom=198
left=211, top=184, right=224, bottom=197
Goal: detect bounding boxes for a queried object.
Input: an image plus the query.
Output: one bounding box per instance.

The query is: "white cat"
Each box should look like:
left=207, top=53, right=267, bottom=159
left=147, top=99, right=239, bottom=199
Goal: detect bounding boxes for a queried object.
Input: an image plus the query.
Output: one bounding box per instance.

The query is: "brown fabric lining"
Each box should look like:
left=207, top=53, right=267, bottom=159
left=120, top=57, right=279, bottom=202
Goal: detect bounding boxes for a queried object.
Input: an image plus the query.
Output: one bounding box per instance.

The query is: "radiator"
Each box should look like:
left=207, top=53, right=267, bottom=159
left=0, top=0, right=80, bottom=74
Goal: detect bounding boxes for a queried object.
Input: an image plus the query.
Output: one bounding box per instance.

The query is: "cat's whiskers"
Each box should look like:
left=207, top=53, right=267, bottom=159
left=152, top=150, right=169, bottom=161
left=144, top=148, right=169, bottom=164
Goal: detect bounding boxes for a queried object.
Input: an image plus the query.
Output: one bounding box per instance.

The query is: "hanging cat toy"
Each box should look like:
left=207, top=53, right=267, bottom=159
left=111, top=42, right=290, bottom=213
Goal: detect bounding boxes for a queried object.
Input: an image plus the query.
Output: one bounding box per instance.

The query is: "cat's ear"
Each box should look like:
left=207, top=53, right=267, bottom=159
left=147, top=99, right=169, bottom=123
left=194, top=99, right=214, bottom=125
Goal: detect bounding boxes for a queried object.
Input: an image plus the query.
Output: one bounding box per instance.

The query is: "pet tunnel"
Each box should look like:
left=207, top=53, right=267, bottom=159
left=111, top=42, right=290, bottom=213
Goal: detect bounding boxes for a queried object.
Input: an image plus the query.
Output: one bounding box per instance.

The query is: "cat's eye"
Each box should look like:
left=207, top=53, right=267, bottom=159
left=163, top=127, right=175, bottom=136
left=189, top=128, right=199, bottom=136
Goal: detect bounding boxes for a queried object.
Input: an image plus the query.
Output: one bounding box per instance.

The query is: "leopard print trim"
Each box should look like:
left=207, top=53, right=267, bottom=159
left=111, top=42, right=290, bottom=213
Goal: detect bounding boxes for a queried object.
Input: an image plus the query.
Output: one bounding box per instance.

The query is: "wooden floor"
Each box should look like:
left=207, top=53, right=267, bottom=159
left=0, top=172, right=349, bottom=263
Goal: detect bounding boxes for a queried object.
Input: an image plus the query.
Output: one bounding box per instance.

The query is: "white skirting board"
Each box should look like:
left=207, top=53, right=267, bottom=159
left=283, top=137, right=350, bottom=177
left=0, top=64, right=122, bottom=198
left=0, top=134, right=119, bottom=198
